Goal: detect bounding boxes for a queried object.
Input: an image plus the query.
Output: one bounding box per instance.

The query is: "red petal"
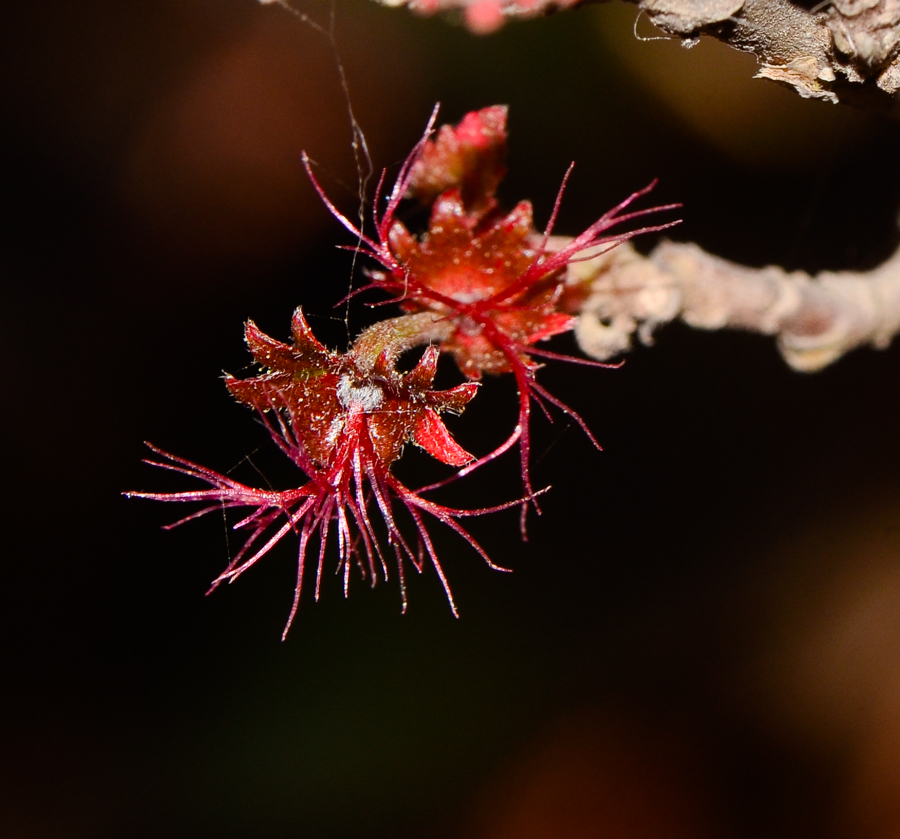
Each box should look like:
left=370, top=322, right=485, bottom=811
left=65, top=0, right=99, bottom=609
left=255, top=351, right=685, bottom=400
left=414, top=408, right=474, bottom=467
left=226, top=371, right=291, bottom=410
left=290, top=308, right=330, bottom=358
left=429, top=188, right=469, bottom=231
left=244, top=321, right=296, bottom=370
left=454, top=105, right=507, bottom=152
left=387, top=220, right=417, bottom=262
left=405, top=345, right=439, bottom=391
left=428, top=381, right=479, bottom=414
left=497, top=200, right=533, bottom=240
left=408, top=106, right=508, bottom=213
left=527, top=313, right=575, bottom=344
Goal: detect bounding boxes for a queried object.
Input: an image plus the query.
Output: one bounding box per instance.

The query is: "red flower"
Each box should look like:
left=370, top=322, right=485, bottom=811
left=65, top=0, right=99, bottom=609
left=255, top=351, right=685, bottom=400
left=405, top=104, right=508, bottom=215
left=130, top=105, right=679, bottom=633
left=304, top=106, right=680, bottom=522
left=128, top=310, right=518, bottom=636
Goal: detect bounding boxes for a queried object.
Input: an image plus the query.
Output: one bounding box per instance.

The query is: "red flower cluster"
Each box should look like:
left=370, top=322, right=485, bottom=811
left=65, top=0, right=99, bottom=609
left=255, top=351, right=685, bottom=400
left=306, top=105, right=679, bottom=518
left=131, top=106, right=678, bottom=632
left=129, top=309, right=514, bottom=636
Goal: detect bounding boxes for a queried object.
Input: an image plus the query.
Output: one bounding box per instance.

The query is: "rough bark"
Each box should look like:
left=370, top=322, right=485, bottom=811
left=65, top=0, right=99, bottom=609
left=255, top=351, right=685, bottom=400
left=569, top=237, right=900, bottom=370
left=375, top=0, right=900, bottom=105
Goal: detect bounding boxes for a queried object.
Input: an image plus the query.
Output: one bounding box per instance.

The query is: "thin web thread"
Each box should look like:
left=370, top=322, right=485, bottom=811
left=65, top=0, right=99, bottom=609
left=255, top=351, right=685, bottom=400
left=213, top=0, right=375, bottom=586
left=219, top=446, right=274, bottom=580
left=266, top=0, right=374, bottom=347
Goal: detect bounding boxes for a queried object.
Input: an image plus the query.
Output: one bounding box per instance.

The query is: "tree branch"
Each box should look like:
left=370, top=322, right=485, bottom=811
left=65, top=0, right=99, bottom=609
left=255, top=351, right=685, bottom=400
left=375, top=0, right=900, bottom=105
left=568, top=236, right=900, bottom=370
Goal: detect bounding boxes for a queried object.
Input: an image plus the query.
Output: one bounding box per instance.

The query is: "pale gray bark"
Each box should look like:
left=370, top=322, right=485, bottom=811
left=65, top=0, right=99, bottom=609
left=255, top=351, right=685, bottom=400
left=570, top=238, right=900, bottom=370
left=373, top=0, right=900, bottom=105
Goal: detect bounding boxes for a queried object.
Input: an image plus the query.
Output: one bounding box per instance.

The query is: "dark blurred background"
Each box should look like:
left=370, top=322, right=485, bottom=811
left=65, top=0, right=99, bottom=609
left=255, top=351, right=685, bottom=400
left=3, top=1, right=900, bottom=837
